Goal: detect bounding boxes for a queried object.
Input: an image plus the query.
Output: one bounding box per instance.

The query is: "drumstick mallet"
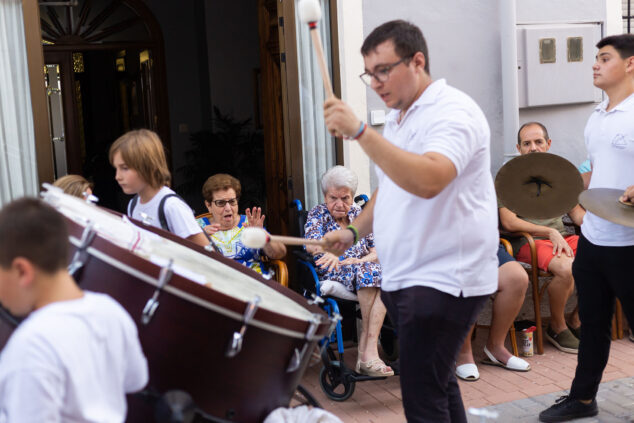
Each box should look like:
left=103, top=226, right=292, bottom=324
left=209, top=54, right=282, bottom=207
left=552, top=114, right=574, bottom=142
left=298, top=0, right=334, bottom=99
left=242, top=227, right=325, bottom=249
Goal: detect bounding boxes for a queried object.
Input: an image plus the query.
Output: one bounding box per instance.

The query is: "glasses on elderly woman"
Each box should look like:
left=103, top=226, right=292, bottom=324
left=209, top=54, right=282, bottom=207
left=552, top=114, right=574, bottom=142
left=212, top=198, right=238, bottom=207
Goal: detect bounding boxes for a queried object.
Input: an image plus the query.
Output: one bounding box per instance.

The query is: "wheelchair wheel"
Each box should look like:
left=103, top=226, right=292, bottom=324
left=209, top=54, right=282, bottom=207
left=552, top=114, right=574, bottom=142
left=319, top=362, right=355, bottom=401
left=379, top=326, right=399, bottom=362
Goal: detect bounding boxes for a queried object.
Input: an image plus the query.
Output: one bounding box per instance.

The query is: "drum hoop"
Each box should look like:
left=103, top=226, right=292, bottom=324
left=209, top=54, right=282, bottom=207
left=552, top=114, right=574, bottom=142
left=71, top=236, right=327, bottom=341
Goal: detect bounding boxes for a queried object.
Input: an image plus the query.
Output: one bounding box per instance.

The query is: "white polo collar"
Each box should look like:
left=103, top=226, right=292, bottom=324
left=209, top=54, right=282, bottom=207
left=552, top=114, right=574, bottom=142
left=385, top=78, right=447, bottom=125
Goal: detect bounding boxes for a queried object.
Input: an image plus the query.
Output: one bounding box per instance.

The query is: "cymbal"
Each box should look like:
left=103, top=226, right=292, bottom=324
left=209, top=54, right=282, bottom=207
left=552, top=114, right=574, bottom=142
left=495, top=152, right=583, bottom=219
left=578, top=188, right=634, bottom=228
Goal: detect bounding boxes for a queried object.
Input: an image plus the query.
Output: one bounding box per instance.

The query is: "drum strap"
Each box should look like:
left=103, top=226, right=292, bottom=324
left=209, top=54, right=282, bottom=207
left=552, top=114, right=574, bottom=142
left=128, top=193, right=189, bottom=233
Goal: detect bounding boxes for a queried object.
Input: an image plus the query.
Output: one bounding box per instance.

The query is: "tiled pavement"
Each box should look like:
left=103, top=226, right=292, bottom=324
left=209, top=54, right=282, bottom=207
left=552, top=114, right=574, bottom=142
left=299, top=330, right=634, bottom=422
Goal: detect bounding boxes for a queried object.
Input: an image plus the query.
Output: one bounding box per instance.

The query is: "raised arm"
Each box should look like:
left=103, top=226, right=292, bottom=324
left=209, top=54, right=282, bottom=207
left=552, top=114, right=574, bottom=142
left=324, top=97, right=459, bottom=199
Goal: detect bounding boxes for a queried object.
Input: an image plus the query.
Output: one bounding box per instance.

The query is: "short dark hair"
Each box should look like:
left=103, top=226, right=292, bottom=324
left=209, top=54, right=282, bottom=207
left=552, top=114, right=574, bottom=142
left=517, top=122, right=549, bottom=145
left=0, top=198, right=69, bottom=273
left=202, top=174, right=242, bottom=203
left=596, top=34, right=634, bottom=59
left=361, top=20, right=430, bottom=74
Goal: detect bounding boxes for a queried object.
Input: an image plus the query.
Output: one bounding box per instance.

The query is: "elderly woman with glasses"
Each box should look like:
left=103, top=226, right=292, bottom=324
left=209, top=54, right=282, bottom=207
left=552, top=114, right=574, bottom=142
left=198, top=173, right=286, bottom=277
left=305, top=166, right=393, bottom=377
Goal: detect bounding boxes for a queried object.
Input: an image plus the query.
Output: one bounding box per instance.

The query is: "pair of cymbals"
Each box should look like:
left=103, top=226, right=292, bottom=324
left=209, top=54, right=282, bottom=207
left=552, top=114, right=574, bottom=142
left=496, top=152, right=634, bottom=227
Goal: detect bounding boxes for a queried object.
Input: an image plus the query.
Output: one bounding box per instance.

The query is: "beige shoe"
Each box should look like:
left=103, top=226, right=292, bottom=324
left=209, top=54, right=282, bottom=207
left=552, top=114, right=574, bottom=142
left=356, top=358, right=394, bottom=377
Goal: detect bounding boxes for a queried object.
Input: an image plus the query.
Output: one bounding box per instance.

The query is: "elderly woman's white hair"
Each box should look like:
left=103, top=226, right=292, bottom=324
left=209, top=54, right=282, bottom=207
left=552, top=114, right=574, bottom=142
left=320, top=166, right=358, bottom=196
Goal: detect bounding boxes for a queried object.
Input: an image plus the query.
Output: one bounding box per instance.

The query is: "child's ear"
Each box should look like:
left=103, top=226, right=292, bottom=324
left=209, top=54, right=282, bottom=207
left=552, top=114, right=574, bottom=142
left=12, top=257, right=36, bottom=288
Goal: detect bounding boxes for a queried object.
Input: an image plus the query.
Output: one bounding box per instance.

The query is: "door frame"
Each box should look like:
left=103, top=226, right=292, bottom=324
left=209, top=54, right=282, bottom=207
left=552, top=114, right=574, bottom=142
left=22, top=0, right=54, bottom=186
left=277, top=0, right=342, bottom=211
left=23, top=0, right=171, bottom=184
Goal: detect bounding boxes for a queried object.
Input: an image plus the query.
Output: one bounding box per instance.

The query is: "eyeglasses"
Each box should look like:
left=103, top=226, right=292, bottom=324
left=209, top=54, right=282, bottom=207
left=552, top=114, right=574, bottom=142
left=212, top=198, right=238, bottom=207
left=359, top=56, right=412, bottom=86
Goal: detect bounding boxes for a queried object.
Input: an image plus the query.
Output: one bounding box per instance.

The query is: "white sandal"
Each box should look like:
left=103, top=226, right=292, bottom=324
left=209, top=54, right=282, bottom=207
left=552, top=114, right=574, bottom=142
left=455, top=363, right=479, bottom=381
left=481, top=346, right=531, bottom=372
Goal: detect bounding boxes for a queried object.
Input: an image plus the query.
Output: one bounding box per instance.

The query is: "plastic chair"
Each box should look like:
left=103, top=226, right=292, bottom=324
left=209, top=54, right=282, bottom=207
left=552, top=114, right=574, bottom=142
left=194, top=212, right=288, bottom=287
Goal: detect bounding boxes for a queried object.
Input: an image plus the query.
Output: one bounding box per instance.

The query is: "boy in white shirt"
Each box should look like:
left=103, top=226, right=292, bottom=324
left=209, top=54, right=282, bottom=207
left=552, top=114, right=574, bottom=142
left=109, top=129, right=209, bottom=248
left=0, top=198, right=148, bottom=422
left=540, top=33, right=634, bottom=423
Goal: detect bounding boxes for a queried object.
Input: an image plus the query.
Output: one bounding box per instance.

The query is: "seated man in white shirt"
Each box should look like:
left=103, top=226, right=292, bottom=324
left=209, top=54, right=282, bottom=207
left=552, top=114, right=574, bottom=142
left=0, top=198, right=148, bottom=422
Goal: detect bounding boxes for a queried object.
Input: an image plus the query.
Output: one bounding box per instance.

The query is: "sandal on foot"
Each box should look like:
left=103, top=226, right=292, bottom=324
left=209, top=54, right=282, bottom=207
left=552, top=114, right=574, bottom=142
left=481, top=346, right=531, bottom=372
left=456, top=363, right=479, bottom=381
left=357, top=358, right=394, bottom=377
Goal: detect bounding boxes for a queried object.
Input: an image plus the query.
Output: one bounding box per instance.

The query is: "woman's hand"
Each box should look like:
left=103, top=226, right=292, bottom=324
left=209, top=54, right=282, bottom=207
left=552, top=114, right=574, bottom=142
left=315, top=252, right=341, bottom=272
left=204, top=223, right=221, bottom=236
left=548, top=229, right=573, bottom=258
left=245, top=207, right=266, bottom=228
left=340, top=257, right=361, bottom=266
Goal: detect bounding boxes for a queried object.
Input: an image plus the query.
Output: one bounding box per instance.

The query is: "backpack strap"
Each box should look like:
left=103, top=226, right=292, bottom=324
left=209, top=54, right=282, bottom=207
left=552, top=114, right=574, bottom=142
left=158, top=193, right=190, bottom=233
left=128, top=195, right=139, bottom=216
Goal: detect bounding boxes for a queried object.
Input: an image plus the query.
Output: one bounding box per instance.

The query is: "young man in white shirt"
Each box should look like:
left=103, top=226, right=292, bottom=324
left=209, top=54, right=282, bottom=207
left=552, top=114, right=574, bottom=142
left=540, top=33, right=634, bottom=422
left=322, top=20, right=498, bottom=422
left=0, top=198, right=148, bottom=422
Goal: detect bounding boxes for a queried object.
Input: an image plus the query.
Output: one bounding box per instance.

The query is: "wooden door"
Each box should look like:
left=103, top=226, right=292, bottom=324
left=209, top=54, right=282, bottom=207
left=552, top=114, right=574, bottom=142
left=257, top=0, right=289, bottom=236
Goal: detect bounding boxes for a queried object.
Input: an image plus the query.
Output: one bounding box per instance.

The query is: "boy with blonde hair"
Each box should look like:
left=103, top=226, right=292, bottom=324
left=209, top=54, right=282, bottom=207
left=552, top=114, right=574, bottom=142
left=109, top=129, right=208, bottom=247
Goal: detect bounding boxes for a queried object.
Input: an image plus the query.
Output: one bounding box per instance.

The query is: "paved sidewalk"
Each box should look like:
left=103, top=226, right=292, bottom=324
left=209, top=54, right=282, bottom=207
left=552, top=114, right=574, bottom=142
left=466, top=376, right=634, bottom=422
left=299, top=334, right=634, bottom=422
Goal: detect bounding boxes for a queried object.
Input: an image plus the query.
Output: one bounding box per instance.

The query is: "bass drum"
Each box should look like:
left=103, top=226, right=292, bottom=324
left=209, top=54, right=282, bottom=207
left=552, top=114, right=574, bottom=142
left=27, top=187, right=332, bottom=422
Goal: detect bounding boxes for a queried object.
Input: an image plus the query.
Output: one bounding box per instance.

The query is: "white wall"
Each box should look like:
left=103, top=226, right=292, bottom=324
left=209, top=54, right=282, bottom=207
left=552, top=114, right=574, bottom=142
left=360, top=1, right=504, bottom=188
left=516, top=0, right=621, bottom=168
left=349, top=0, right=621, bottom=192
left=336, top=0, right=371, bottom=197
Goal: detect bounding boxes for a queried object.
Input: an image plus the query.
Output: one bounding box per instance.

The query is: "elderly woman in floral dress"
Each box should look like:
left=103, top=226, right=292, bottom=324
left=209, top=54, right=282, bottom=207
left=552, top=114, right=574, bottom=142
left=305, top=166, right=393, bottom=377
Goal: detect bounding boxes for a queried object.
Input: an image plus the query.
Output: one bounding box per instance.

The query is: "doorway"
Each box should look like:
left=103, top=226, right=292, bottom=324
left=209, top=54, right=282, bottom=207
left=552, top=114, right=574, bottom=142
left=40, top=0, right=168, bottom=211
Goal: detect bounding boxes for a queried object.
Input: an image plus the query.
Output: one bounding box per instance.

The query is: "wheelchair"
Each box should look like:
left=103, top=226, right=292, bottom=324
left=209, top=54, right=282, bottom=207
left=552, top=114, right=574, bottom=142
left=291, top=198, right=398, bottom=401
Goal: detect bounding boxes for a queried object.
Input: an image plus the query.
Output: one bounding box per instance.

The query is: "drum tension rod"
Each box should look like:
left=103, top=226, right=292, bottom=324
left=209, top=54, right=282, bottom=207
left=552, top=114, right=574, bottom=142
left=226, top=296, right=261, bottom=358
left=68, top=223, right=97, bottom=277
left=142, top=260, right=174, bottom=325
left=287, top=314, right=322, bottom=373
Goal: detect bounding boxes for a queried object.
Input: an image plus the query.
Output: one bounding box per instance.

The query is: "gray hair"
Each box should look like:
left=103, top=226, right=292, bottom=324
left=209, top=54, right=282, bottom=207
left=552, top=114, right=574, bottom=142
left=320, top=166, right=358, bottom=196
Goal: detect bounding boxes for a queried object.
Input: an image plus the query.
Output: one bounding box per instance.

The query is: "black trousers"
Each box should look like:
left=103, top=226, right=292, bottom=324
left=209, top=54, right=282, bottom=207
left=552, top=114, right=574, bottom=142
left=381, top=286, right=488, bottom=423
left=569, top=234, right=634, bottom=400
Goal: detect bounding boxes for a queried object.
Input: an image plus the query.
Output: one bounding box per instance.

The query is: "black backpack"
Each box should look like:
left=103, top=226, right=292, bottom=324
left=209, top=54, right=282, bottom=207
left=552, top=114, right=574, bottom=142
left=128, top=193, right=189, bottom=233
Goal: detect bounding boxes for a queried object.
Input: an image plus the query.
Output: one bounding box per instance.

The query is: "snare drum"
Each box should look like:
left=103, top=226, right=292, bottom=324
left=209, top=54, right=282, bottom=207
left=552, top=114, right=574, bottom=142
left=22, top=187, right=333, bottom=422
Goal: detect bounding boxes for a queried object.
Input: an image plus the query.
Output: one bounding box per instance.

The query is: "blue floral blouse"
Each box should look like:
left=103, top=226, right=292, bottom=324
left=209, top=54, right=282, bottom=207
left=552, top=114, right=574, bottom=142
left=304, top=203, right=381, bottom=291
left=197, top=215, right=271, bottom=278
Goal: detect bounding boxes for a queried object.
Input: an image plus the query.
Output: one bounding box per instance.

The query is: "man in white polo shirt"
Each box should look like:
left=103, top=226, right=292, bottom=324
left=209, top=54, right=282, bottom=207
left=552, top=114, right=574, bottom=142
left=322, top=20, right=498, bottom=422
left=540, top=34, right=634, bottom=422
